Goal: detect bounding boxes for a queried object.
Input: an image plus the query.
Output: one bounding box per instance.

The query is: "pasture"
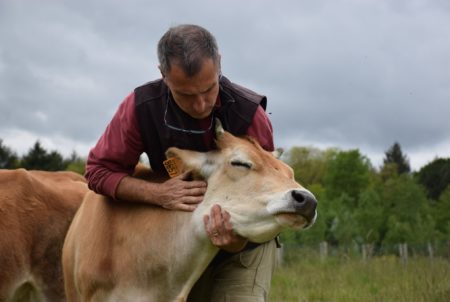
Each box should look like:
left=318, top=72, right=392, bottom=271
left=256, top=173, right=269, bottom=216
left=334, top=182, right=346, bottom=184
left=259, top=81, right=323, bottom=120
left=269, top=247, right=450, bottom=302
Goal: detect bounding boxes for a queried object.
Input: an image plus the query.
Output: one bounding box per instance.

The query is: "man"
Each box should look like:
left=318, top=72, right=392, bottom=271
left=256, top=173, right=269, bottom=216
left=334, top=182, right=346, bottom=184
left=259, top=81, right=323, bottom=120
left=86, top=24, right=277, bottom=301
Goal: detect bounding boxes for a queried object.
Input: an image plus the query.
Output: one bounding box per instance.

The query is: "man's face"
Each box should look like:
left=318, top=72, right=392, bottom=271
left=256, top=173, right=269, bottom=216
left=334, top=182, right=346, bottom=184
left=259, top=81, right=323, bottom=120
left=163, top=58, right=220, bottom=119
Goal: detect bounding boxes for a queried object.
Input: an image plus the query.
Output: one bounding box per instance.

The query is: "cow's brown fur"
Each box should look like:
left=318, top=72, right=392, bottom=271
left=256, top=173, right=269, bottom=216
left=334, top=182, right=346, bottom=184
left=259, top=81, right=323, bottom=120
left=0, top=169, right=88, bottom=302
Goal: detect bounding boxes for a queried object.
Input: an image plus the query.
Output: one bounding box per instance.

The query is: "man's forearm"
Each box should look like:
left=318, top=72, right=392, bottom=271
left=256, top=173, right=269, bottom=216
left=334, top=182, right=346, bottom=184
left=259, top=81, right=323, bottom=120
left=115, top=173, right=207, bottom=211
left=115, top=176, right=162, bottom=205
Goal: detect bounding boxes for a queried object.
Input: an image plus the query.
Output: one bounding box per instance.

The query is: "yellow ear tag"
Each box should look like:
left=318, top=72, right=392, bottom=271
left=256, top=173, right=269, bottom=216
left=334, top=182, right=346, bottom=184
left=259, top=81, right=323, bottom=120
left=163, top=157, right=182, bottom=178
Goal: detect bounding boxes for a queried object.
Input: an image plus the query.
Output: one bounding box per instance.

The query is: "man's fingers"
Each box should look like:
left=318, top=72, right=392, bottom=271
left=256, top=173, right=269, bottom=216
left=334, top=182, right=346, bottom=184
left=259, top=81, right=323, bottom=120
left=223, top=210, right=233, bottom=231
left=203, top=215, right=212, bottom=233
left=182, top=196, right=204, bottom=204
left=176, top=203, right=197, bottom=212
left=203, top=214, right=210, bottom=226
left=210, top=204, right=223, bottom=230
left=185, top=187, right=207, bottom=197
left=211, top=204, right=222, bottom=215
left=222, top=209, right=231, bottom=221
left=179, top=171, right=193, bottom=180
left=184, top=180, right=207, bottom=189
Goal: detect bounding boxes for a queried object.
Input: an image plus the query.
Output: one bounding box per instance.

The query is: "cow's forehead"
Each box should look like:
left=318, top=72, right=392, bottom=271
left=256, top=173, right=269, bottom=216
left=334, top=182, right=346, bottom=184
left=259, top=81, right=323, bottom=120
left=218, top=133, right=265, bottom=155
left=220, top=135, right=293, bottom=176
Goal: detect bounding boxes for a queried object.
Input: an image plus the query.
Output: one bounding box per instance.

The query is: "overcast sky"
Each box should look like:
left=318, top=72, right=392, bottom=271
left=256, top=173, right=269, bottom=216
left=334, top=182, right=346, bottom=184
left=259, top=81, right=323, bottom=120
left=1, top=0, right=449, bottom=171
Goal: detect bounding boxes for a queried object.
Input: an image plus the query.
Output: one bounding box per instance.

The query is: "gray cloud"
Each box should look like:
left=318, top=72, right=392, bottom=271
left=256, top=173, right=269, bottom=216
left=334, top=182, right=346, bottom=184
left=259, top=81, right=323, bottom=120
left=1, top=0, right=449, bottom=170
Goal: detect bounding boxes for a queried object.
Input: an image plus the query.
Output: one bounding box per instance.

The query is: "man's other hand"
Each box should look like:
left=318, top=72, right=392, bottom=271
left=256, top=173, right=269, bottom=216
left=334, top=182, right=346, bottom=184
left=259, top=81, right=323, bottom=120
left=203, top=204, right=248, bottom=253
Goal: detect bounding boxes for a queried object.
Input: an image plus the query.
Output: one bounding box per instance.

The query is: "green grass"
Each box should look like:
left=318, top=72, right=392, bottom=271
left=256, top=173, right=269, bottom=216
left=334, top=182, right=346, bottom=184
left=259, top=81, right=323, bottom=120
left=269, top=250, right=450, bottom=302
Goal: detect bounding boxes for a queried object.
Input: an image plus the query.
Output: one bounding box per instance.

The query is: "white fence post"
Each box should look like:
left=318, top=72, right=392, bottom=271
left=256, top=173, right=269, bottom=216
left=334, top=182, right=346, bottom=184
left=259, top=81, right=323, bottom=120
left=320, top=241, right=328, bottom=261
left=362, top=243, right=374, bottom=262
left=399, top=242, right=408, bottom=263
left=276, top=244, right=284, bottom=266
left=427, top=242, right=434, bottom=260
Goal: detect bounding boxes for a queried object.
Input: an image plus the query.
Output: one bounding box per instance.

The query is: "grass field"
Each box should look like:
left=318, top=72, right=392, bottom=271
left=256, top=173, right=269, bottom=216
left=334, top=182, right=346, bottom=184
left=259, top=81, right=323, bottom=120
left=269, top=249, right=450, bottom=302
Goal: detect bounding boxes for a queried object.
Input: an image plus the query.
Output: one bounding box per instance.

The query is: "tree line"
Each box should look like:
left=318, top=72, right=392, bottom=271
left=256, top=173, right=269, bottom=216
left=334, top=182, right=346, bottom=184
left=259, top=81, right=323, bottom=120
left=282, top=142, right=450, bottom=255
left=0, top=139, right=85, bottom=174
left=2, top=138, right=450, bottom=252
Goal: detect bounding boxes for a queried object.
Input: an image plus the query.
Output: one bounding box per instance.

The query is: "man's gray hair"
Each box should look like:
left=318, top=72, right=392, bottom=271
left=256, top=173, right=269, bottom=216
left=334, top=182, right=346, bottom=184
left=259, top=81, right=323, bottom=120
left=157, top=24, right=220, bottom=77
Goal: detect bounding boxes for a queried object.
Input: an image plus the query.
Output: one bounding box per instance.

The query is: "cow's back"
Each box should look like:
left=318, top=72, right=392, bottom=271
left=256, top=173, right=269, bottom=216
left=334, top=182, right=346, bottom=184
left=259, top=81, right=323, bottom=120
left=0, top=169, right=88, bottom=302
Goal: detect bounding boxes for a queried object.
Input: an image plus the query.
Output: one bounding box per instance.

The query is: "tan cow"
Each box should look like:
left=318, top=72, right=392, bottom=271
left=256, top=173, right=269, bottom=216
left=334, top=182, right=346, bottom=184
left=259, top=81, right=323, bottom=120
left=0, top=169, right=88, bottom=302
left=62, top=122, right=317, bottom=302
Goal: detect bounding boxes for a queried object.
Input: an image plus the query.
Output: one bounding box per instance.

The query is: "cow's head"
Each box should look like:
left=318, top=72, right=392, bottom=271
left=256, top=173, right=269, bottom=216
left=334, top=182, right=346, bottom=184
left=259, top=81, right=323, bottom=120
left=165, top=120, right=317, bottom=243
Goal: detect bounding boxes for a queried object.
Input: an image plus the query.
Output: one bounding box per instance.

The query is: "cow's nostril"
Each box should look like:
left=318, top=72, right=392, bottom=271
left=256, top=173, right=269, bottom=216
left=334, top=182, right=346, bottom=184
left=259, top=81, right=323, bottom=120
left=291, top=190, right=306, bottom=204
left=291, top=189, right=317, bottom=219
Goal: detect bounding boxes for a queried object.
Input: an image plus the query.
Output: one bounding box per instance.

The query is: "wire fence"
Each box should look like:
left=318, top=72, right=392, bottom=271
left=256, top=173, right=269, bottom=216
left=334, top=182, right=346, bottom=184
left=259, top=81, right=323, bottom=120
left=276, top=240, right=450, bottom=265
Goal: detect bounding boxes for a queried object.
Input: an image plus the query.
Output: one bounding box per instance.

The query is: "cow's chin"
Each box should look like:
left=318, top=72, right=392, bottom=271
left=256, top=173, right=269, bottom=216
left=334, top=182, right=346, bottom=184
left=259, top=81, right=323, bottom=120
left=275, top=213, right=308, bottom=229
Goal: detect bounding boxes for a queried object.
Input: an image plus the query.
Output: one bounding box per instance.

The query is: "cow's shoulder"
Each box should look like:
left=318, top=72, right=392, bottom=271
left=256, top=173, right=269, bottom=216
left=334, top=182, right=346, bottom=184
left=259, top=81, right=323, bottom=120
left=29, top=170, right=86, bottom=183
left=0, top=168, right=38, bottom=197
left=0, top=168, right=85, bottom=188
left=0, top=168, right=31, bottom=183
left=0, top=168, right=87, bottom=211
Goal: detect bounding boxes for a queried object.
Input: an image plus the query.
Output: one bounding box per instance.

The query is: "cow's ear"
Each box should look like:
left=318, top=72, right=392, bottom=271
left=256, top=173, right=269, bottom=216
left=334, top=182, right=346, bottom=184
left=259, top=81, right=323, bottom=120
left=165, top=148, right=214, bottom=179
left=214, top=118, right=238, bottom=150
left=272, top=148, right=284, bottom=159
left=215, top=118, right=225, bottom=139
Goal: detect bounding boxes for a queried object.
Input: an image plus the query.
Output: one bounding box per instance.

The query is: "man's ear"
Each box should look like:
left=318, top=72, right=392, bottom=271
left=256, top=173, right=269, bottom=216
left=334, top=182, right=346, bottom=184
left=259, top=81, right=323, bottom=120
left=158, top=65, right=166, bottom=79
left=217, top=54, right=222, bottom=76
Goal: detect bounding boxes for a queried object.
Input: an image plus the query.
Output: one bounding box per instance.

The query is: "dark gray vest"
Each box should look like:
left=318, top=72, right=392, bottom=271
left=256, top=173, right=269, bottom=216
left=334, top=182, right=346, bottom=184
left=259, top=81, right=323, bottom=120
left=134, top=76, right=267, bottom=174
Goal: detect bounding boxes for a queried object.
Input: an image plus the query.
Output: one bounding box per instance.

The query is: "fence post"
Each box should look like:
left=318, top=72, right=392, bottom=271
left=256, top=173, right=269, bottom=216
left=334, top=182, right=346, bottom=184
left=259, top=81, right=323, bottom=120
left=320, top=241, right=328, bottom=261
left=448, top=240, right=450, bottom=262
left=362, top=243, right=374, bottom=262
left=427, top=242, right=434, bottom=260
left=276, top=244, right=284, bottom=266
left=399, top=242, right=408, bottom=263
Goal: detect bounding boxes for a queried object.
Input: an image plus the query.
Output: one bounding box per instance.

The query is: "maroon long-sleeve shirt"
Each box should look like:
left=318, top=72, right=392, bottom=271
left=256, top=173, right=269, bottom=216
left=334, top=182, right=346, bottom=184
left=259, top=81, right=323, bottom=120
left=85, top=91, right=274, bottom=199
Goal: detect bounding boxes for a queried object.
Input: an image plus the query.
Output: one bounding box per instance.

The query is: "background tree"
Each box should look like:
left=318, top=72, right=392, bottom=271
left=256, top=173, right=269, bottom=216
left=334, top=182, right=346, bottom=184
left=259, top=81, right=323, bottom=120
left=354, top=187, right=385, bottom=244
left=382, top=142, right=411, bottom=174
left=21, top=141, right=68, bottom=171
left=323, top=149, right=372, bottom=204
left=433, top=185, right=450, bottom=239
left=379, top=162, right=399, bottom=182
left=382, top=175, right=434, bottom=245
left=65, top=152, right=86, bottom=175
left=416, top=157, right=450, bottom=200
left=0, top=139, right=19, bottom=169
left=327, top=193, right=358, bottom=247
left=283, top=146, right=337, bottom=187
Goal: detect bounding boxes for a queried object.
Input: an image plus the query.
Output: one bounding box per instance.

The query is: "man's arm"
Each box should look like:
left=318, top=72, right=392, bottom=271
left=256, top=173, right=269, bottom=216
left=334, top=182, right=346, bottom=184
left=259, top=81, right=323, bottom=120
left=116, top=172, right=206, bottom=211
left=247, top=105, right=274, bottom=151
left=85, top=92, right=207, bottom=210
left=85, top=92, right=144, bottom=198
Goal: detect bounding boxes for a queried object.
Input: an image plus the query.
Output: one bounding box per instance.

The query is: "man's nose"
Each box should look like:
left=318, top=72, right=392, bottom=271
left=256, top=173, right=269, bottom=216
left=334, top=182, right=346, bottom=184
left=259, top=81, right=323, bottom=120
left=192, top=96, right=207, bottom=112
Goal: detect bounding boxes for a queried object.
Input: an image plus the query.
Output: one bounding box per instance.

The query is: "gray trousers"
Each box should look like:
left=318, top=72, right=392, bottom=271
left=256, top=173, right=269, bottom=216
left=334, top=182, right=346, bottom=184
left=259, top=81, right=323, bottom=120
left=187, top=239, right=277, bottom=302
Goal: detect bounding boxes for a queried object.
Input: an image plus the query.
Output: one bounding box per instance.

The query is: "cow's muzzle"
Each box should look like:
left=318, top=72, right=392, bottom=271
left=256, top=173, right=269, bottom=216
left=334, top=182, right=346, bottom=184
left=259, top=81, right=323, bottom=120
left=291, top=189, right=317, bottom=227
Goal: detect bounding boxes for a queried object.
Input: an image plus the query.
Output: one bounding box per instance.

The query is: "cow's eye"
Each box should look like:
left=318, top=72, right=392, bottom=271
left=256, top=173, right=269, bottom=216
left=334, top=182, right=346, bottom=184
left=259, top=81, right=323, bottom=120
left=231, top=160, right=252, bottom=169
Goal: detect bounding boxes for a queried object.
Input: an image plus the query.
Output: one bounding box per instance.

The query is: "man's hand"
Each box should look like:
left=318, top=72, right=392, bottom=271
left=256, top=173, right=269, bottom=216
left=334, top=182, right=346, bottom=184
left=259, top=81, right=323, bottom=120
left=158, top=171, right=207, bottom=211
left=203, top=204, right=248, bottom=253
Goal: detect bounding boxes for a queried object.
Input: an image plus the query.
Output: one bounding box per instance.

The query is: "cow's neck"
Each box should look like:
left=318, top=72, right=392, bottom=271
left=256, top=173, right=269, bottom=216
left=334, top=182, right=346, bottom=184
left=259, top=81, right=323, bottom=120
left=166, top=205, right=219, bottom=301
left=160, top=190, right=239, bottom=300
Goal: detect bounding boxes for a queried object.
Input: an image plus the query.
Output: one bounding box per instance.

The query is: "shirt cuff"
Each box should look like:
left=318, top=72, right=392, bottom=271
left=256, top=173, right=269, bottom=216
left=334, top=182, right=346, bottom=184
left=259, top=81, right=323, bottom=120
left=103, top=172, right=129, bottom=200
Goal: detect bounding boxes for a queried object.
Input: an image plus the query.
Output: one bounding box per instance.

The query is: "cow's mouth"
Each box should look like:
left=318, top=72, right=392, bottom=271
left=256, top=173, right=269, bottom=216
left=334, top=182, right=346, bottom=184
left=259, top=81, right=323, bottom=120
left=275, top=212, right=311, bottom=229
left=267, top=189, right=318, bottom=229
